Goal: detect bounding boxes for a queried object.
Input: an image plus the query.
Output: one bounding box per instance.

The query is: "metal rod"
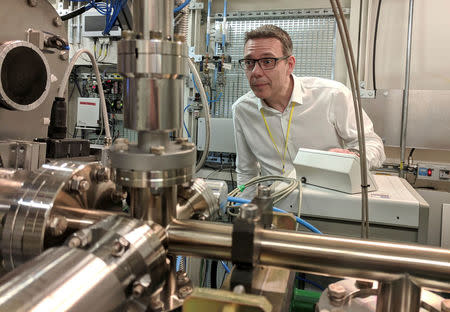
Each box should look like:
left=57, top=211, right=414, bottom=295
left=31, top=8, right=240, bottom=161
left=330, top=0, right=369, bottom=238
left=400, top=0, right=415, bottom=178
left=167, top=220, right=450, bottom=291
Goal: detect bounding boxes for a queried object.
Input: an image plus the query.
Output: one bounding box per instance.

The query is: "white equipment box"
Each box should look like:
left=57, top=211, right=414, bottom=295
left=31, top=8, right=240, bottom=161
left=82, top=10, right=121, bottom=37
left=197, top=118, right=236, bottom=153
left=77, top=97, right=100, bottom=128
left=293, top=148, right=377, bottom=193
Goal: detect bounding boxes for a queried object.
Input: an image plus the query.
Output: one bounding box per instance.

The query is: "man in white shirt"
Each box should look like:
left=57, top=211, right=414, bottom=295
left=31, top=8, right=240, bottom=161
left=232, top=25, right=385, bottom=186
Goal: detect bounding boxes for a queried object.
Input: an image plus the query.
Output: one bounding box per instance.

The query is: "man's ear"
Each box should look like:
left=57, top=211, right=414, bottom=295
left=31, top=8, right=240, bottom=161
left=287, top=55, right=296, bottom=75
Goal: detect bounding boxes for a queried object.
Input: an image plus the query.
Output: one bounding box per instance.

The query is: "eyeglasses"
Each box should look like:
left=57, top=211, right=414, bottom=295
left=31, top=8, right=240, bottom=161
left=238, top=56, right=290, bottom=71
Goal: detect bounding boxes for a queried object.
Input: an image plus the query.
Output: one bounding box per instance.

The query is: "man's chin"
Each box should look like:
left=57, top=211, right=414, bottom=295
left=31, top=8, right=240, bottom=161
left=251, top=89, right=269, bottom=99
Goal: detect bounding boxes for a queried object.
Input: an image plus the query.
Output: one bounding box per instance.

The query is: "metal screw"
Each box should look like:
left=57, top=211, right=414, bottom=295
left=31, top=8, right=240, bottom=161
left=53, top=17, right=63, bottom=27
left=59, top=51, right=69, bottom=61
left=181, top=142, right=196, bottom=150
left=257, top=185, right=271, bottom=198
left=111, top=237, right=129, bottom=257
left=178, top=286, right=192, bottom=299
left=233, top=285, right=245, bottom=294
left=176, top=137, right=188, bottom=144
left=67, top=229, right=92, bottom=248
left=328, top=283, right=347, bottom=300
left=239, top=203, right=260, bottom=222
left=442, top=299, right=450, bottom=312
left=48, top=215, right=68, bottom=236
left=150, top=145, right=165, bottom=155
left=28, top=0, right=38, bottom=7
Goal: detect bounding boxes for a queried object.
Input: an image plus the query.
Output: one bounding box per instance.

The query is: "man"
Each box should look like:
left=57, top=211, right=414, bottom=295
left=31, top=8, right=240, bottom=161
left=232, top=25, right=385, bottom=186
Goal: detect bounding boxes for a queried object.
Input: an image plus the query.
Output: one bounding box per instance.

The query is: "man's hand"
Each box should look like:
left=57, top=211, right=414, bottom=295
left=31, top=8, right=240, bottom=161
left=328, top=148, right=360, bottom=157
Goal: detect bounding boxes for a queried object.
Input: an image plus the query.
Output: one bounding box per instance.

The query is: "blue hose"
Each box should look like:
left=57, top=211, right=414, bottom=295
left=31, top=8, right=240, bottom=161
left=227, top=196, right=323, bottom=235
left=174, top=0, right=191, bottom=13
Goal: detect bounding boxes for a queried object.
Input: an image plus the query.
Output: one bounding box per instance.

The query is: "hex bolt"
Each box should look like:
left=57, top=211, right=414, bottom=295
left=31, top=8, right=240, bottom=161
left=328, top=283, right=347, bottom=300
left=121, top=30, right=135, bottom=40
left=79, top=180, right=90, bottom=192
left=28, top=0, right=38, bottom=7
left=239, top=203, right=261, bottom=222
left=442, top=299, right=450, bottom=312
left=68, top=236, right=82, bottom=248
left=111, top=237, right=129, bottom=257
left=257, top=185, right=271, bottom=198
left=181, top=142, right=196, bottom=150
left=68, top=176, right=90, bottom=194
left=48, top=215, right=68, bottom=236
left=174, top=33, right=186, bottom=42
left=149, top=31, right=163, bottom=40
left=150, top=145, right=165, bottom=155
left=176, top=271, right=189, bottom=285
left=175, top=137, right=188, bottom=144
left=178, top=286, right=192, bottom=299
left=53, top=17, right=63, bottom=27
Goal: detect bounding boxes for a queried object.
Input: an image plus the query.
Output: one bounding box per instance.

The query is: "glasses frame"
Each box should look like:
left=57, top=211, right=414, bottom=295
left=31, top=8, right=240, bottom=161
left=238, top=55, right=291, bottom=71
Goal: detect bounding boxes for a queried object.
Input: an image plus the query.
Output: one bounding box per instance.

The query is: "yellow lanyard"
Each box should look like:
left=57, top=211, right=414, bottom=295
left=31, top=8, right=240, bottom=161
left=260, top=101, right=296, bottom=174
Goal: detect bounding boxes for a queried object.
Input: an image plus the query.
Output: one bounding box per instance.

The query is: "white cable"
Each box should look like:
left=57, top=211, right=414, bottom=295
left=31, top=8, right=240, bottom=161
left=58, top=49, right=112, bottom=145
left=188, top=58, right=211, bottom=172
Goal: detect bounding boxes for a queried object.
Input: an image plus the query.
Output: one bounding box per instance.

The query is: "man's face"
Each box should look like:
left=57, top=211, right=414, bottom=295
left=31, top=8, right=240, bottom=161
left=243, top=38, right=295, bottom=102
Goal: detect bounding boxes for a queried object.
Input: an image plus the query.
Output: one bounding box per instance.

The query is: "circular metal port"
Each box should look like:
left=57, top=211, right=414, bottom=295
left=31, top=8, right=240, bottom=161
left=0, top=40, right=51, bottom=111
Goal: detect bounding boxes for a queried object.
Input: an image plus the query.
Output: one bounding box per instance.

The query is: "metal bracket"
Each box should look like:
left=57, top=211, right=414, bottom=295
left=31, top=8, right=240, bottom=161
left=359, top=81, right=375, bottom=99
left=189, top=1, right=204, bottom=10
left=189, top=47, right=203, bottom=62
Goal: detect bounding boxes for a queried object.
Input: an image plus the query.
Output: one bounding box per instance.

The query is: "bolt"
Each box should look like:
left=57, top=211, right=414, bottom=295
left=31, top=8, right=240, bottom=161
left=233, top=285, right=245, bottom=294
left=68, top=176, right=90, bottom=194
left=149, top=31, right=163, bottom=40
left=111, top=237, right=129, bottom=257
left=53, top=17, right=63, bottom=27
left=48, top=215, right=68, bottom=236
left=181, top=142, right=196, bottom=150
left=239, top=203, right=260, bottom=222
left=176, top=271, right=190, bottom=285
left=68, top=236, right=82, bottom=248
left=95, top=167, right=110, bottom=182
left=132, top=284, right=145, bottom=298
left=121, top=30, right=135, bottom=40
left=113, top=138, right=129, bottom=152
left=67, top=229, right=92, bottom=248
left=328, top=283, right=347, bottom=300
left=28, top=0, right=38, bottom=7
left=178, top=285, right=192, bottom=299
left=150, top=145, right=165, bottom=155
left=176, top=137, right=188, bottom=144
left=443, top=300, right=450, bottom=312
left=79, top=180, right=90, bottom=192
left=59, top=51, right=69, bottom=61
left=174, top=34, right=186, bottom=42
left=257, top=185, right=271, bottom=198
left=355, top=280, right=373, bottom=289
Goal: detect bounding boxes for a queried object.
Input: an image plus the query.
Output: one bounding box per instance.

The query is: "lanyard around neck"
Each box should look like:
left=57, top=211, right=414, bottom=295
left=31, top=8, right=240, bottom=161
left=260, top=102, right=296, bottom=174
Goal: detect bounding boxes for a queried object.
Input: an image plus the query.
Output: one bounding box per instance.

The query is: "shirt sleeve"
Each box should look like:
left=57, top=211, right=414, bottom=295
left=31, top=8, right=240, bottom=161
left=233, top=106, right=259, bottom=186
left=330, top=85, right=386, bottom=168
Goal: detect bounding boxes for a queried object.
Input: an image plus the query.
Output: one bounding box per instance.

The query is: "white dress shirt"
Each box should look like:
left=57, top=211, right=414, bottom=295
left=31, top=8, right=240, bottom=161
left=232, top=75, right=386, bottom=186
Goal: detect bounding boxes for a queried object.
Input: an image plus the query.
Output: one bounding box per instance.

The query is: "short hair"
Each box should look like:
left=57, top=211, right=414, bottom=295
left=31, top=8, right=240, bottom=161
left=244, top=25, right=293, bottom=56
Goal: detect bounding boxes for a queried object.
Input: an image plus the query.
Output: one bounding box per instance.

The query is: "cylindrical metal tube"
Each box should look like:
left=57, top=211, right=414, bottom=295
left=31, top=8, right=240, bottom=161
left=0, top=216, right=168, bottom=312
left=167, top=220, right=450, bottom=291
left=400, top=0, right=415, bottom=177
left=133, top=0, right=173, bottom=39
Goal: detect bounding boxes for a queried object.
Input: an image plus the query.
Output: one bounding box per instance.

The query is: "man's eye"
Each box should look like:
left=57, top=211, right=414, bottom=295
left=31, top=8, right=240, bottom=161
left=262, top=59, right=274, bottom=65
left=244, top=60, right=254, bottom=65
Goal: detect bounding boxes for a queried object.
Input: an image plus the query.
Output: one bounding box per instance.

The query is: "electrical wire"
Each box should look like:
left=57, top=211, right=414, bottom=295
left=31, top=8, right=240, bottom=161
left=174, top=0, right=191, bottom=13
left=183, top=104, right=192, bottom=138
left=226, top=196, right=322, bottom=234
left=373, top=0, right=383, bottom=91
left=296, top=275, right=325, bottom=291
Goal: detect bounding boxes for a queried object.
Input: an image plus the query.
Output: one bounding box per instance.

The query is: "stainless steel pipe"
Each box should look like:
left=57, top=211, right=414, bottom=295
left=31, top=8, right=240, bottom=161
left=167, top=220, right=450, bottom=291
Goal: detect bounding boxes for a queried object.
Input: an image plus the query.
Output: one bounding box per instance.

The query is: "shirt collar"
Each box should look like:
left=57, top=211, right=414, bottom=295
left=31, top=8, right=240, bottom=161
left=257, top=74, right=304, bottom=111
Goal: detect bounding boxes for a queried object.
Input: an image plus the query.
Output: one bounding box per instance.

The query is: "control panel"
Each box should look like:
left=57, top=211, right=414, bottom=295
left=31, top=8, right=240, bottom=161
left=417, top=162, right=450, bottom=181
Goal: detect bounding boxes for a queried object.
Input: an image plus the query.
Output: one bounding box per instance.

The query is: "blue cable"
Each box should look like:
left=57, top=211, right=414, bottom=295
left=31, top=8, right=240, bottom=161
left=296, top=275, right=325, bottom=291
left=227, top=196, right=323, bottom=234
left=174, top=0, right=191, bottom=13
left=183, top=104, right=191, bottom=138
left=176, top=256, right=182, bottom=271
left=220, top=260, right=231, bottom=274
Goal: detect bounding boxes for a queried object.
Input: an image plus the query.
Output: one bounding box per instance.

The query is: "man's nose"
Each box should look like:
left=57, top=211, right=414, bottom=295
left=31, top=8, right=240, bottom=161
left=251, top=62, right=264, bottom=76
